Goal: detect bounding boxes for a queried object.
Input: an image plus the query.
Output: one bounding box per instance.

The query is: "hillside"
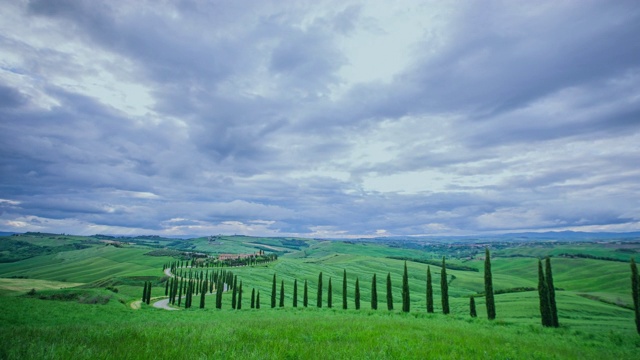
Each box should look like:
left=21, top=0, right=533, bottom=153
left=0, top=233, right=639, bottom=359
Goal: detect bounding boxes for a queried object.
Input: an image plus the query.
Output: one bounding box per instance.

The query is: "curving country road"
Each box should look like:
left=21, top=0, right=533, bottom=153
left=153, top=297, right=179, bottom=310
left=149, top=267, right=227, bottom=310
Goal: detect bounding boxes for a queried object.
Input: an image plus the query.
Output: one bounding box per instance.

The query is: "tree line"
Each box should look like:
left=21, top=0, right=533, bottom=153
left=153, top=251, right=500, bottom=319
left=148, top=251, right=640, bottom=333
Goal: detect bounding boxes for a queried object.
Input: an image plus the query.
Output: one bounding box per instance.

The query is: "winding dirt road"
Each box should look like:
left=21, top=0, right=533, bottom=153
left=146, top=267, right=227, bottom=310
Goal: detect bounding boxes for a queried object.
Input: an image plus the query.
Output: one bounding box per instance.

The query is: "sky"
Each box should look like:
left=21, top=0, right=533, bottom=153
left=0, top=0, right=639, bottom=238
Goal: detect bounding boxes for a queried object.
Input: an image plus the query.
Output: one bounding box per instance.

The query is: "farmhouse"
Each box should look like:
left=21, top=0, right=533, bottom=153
left=217, top=253, right=255, bottom=261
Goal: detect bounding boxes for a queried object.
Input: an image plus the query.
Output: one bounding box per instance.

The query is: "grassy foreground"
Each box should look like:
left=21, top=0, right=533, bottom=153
left=0, top=295, right=638, bottom=360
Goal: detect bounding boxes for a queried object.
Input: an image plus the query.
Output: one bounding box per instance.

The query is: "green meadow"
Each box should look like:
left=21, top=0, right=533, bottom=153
left=0, top=233, right=639, bottom=359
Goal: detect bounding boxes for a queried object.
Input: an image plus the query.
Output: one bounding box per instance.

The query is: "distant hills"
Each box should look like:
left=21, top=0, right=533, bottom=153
left=1, top=230, right=639, bottom=242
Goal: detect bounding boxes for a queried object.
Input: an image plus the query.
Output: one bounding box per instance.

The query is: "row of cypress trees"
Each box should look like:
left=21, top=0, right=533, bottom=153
left=157, top=250, right=640, bottom=332
left=266, top=259, right=453, bottom=313
left=223, top=249, right=513, bottom=325
left=156, top=253, right=493, bottom=318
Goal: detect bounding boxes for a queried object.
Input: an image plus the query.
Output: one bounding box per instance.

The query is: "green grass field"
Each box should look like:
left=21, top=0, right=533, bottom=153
left=0, top=233, right=639, bottom=359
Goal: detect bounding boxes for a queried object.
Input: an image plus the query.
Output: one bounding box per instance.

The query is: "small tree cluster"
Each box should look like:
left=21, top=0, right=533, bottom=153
left=402, top=262, right=410, bottom=313
left=142, top=281, right=152, bottom=305
left=538, top=257, right=559, bottom=327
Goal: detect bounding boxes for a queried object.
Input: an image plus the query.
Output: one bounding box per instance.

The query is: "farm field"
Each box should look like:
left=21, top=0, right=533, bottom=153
left=0, top=232, right=639, bottom=359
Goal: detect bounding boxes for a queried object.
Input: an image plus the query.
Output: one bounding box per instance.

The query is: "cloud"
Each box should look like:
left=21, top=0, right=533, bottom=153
left=0, top=0, right=638, bottom=237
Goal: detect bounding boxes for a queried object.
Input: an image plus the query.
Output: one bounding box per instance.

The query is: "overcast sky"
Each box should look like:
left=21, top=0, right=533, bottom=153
left=1, top=0, right=639, bottom=238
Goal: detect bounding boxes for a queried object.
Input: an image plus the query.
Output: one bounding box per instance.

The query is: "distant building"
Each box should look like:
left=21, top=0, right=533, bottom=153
left=217, top=253, right=255, bottom=261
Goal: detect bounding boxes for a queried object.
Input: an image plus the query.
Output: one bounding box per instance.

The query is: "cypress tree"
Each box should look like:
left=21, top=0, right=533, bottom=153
left=256, top=290, right=261, bottom=309
left=146, top=281, right=151, bottom=304
left=470, top=296, right=477, bottom=317
left=355, top=277, right=360, bottom=310
left=165, top=279, right=169, bottom=296
left=386, top=272, right=393, bottom=311
left=200, top=281, right=206, bottom=308
left=342, top=269, right=348, bottom=310
left=190, top=281, right=195, bottom=308
left=317, top=272, right=323, bottom=308
left=232, top=275, right=238, bottom=309
left=216, top=278, right=223, bottom=309
left=371, top=273, right=378, bottom=310
left=251, top=288, right=256, bottom=309
left=178, top=278, right=183, bottom=306
left=327, top=277, right=333, bottom=308
left=441, top=257, right=450, bottom=314
left=271, top=273, right=277, bottom=308
left=545, top=257, right=559, bottom=327
left=631, top=258, right=640, bottom=334
left=171, top=277, right=178, bottom=305
left=426, top=266, right=434, bottom=313
left=485, top=248, right=496, bottom=320
left=303, top=280, right=308, bottom=307
left=237, top=281, right=243, bottom=310
left=538, top=259, right=552, bottom=326
left=183, top=281, right=190, bottom=308
left=402, top=261, right=410, bottom=313
left=293, top=279, right=298, bottom=308
left=279, top=280, right=285, bottom=308
left=142, top=281, right=148, bottom=302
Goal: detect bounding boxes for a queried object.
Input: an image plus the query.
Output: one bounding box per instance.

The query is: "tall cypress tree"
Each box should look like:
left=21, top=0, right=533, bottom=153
left=342, top=269, right=348, bottom=310
left=165, top=279, right=169, bottom=296
left=631, top=258, right=640, bottom=334
left=538, top=259, right=551, bottom=326
left=171, top=277, right=178, bottom=305
left=303, top=280, right=308, bottom=307
left=251, top=288, right=256, bottom=309
left=184, top=281, right=190, bottom=308
left=232, top=275, right=238, bottom=309
left=485, top=248, right=496, bottom=320
left=279, top=280, right=285, bottom=307
left=371, top=273, right=378, bottom=310
left=200, top=281, right=206, bottom=309
left=328, top=277, right=333, bottom=308
left=178, top=278, right=183, bottom=306
left=142, top=281, right=148, bottom=302
left=237, top=281, right=242, bottom=310
left=470, top=296, right=477, bottom=317
left=293, top=279, right=298, bottom=308
left=402, top=261, right=410, bottom=313
left=317, top=272, right=323, bottom=308
left=216, top=278, right=223, bottom=309
left=271, top=273, right=277, bottom=308
left=545, top=257, right=559, bottom=327
left=426, top=266, right=434, bottom=313
left=386, top=272, right=393, bottom=311
left=256, top=290, right=261, bottom=309
left=441, top=257, right=450, bottom=314
left=355, top=277, right=360, bottom=310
